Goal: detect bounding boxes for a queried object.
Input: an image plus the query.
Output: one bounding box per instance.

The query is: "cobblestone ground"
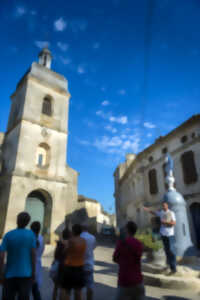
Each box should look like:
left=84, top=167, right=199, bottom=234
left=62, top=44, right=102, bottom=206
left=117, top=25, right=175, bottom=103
left=1, top=239, right=200, bottom=300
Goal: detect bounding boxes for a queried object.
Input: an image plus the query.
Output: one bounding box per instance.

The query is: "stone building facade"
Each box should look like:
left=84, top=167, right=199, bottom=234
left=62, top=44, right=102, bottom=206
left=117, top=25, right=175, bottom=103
left=114, top=115, right=200, bottom=246
left=68, top=195, right=113, bottom=234
left=0, top=48, right=78, bottom=243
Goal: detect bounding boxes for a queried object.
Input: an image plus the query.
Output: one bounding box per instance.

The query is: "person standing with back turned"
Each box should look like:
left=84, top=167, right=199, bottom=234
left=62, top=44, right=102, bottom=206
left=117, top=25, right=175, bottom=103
left=113, top=221, right=145, bottom=300
left=0, top=212, right=36, bottom=300
left=81, top=224, right=96, bottom=300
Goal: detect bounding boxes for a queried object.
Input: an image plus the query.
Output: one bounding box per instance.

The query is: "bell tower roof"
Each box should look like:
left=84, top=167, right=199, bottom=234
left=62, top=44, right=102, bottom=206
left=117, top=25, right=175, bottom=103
left=38, top=47, right=52, bottom=69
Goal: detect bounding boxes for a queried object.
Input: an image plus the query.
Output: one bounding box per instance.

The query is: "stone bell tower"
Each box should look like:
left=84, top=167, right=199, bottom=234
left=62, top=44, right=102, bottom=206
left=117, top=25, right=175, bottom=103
left=0, top=48, right=78, bottom=243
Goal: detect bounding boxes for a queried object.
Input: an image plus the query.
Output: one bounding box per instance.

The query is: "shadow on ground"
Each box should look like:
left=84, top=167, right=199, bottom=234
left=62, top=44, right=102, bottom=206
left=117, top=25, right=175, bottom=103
left=95, top=260, right=118, bottom=275
left=161, top=297, right=190, bottom=300
left=94, top=282, right=158, bottom=300
left=39, top=266, right=159, bottom=300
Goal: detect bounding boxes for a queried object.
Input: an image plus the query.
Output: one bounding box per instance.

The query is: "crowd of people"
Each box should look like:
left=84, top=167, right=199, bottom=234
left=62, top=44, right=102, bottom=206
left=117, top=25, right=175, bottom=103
left=0, top=200, right=177, bottom=300
left=0, top=212, right=97, bottom=300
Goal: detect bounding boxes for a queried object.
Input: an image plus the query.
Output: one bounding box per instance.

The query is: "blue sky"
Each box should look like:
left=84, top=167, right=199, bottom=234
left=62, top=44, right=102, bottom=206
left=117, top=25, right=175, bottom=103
left=0, top=0, right=200, bottom=213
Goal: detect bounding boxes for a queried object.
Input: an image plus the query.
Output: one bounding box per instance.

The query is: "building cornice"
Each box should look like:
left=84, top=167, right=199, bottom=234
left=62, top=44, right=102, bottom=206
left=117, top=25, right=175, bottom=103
left=5, top=119, right=68, bottom=136
left=0, top=170, right=70, bottom=184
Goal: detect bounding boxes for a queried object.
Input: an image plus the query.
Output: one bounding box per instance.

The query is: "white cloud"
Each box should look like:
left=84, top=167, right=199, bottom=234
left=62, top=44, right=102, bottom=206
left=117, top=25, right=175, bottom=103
left=57, top=42, right=69, bottom=51
left=96, top=110, right=128, bottom=125
left=79, top=140, right=90, bottom=146
left=60, top=56, right=71, bottom=65
left=109, top=116, right=128, bottom=124
left=54, top=17, right=67, bottom=31
left=94, top=136, right=122, bottom=150
left=77, top=65, right=86, bottom=74
left=118, top=89, right=126, bottom=95
left=93, top=134, right=140, bottom=155
left=105, top=125, right=117, bottom=134
left=121, top=134, right=127, bottom=139
left=93, top=42, right=100, bottom=49
left=144, top=122, right=156, bottom=129
left=147, top=133, right=152, bottom=137
left=96, top=110, right=106, bottom=118
left=101, top=100, right=110, bottom=106
left=16, top=6, right=26, bottom=17
left=35, top=41, right=50, bottom=49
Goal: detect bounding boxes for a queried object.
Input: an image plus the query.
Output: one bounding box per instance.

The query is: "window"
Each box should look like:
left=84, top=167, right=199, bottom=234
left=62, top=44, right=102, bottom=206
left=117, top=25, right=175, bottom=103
left=38, top=154, right=43, bottom=167
left=149, top=156, right=154, bottom=163
left=36, top=143, right=50, bottom=168
left=148, top=169, right=158, bottom=195
left=42, top=96, right=52, bottom=116
left=162, top=147, right=168, bottom=154
left=181, top=151, right=198, bottom=184
left=181, top=135, right=188, bottom=144
left=191, top=132, right=196, bottom=139
left=43, top=55, right=47, bottom=66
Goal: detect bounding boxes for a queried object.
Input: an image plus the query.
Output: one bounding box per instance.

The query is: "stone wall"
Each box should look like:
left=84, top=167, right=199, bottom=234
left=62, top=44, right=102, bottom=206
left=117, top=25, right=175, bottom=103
left=0, top=51, right=78, bottom=244
left=66, top=195, right=113, bottom=234
left=114, top=116, right=200, bottom=244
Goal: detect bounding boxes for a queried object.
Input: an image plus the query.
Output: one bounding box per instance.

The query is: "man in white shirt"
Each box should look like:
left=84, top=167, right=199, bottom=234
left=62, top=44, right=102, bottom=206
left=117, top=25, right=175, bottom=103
left=144, top=202, right=177, bottom=275
left=81, top=224, right=97, bottom=300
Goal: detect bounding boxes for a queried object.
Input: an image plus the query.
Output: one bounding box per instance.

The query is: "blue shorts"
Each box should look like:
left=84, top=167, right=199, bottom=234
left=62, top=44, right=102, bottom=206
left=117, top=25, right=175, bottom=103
left=84, top=270, right=94, bottom=289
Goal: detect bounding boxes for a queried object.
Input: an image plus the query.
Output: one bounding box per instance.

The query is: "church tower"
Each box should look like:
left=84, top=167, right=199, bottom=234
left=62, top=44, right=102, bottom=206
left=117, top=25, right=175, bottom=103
left=0, top=48, right=78, bottom=243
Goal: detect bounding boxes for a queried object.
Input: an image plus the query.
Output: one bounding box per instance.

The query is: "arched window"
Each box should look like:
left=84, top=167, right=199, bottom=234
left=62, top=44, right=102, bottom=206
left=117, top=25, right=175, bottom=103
left=181, top=135, right=188, bottom=144
left=181, top=151, right=198, bottom=184
left=148, top=169, right=158, bottom=195
left=149, top=156, right=154, bottom=163
left=42, top=96, right=52, bottom=116
left=36, top=143, right=50, bottom=168
left=162, top=147, right=168, bottom=155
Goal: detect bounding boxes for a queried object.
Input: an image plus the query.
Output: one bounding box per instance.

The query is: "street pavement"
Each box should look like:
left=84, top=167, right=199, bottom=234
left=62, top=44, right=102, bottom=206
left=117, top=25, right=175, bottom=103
left=40, top=239, right=200, bottom=300
left=1, top=238, right=199, bottom=299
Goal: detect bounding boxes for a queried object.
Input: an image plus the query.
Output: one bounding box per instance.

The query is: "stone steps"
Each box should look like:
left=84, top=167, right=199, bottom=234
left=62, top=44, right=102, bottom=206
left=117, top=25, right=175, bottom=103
left=142, top=262, right=200, bottom=290
left=143, top=271, right=200, bottom=290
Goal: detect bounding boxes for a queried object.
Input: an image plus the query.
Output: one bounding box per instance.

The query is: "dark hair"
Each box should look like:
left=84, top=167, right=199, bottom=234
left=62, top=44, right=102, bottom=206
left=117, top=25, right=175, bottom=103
left=31, top=221, right=41, bottom=236
left=126, top=221, right=137, bottom=236
left=62, top=227, right=71, bottom=240
left=72, top=224, right=82, bottom=236
left=17, top=212, right=31, bottom=228
left=162, top=201, right=168, bottom=206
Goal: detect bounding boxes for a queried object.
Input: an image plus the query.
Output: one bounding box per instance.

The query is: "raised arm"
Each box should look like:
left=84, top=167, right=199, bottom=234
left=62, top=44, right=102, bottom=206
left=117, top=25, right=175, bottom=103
left=143, top=206, right=156, bottom=216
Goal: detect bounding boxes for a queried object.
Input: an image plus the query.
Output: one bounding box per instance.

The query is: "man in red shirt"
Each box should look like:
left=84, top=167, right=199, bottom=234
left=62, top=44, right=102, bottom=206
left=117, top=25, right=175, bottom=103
left=113, top=221, right=145, bottom=300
